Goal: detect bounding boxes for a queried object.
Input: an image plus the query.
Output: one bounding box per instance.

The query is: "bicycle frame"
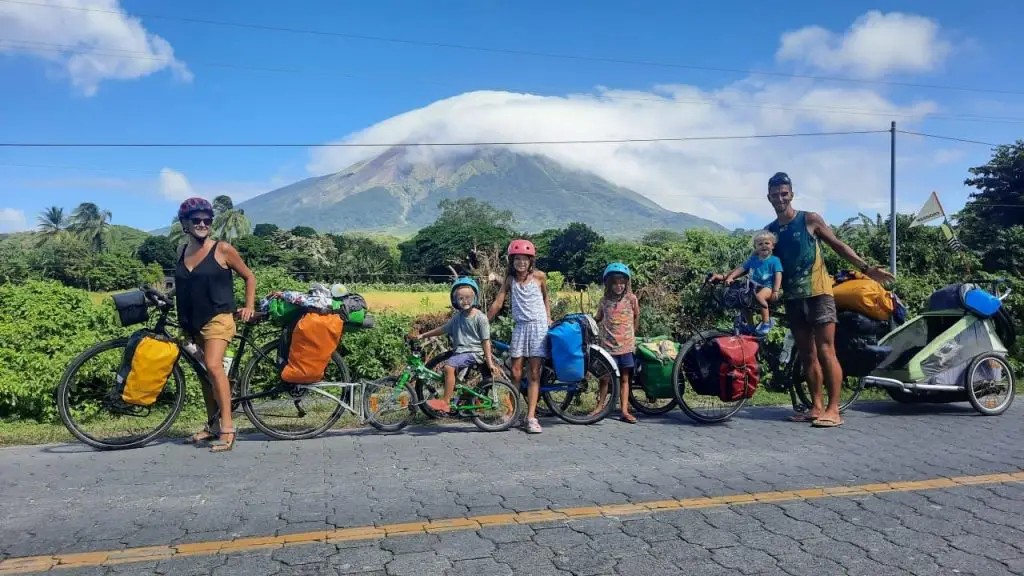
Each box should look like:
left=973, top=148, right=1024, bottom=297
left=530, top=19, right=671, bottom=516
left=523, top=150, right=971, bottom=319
left=399, top=348, right=497, bottom=412
left=150, top=299, right=367, bottom=425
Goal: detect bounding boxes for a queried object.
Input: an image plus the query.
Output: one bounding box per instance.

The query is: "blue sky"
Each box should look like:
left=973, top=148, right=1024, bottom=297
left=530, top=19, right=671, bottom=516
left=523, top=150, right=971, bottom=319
left=1, top=0, right=1022, bottom=233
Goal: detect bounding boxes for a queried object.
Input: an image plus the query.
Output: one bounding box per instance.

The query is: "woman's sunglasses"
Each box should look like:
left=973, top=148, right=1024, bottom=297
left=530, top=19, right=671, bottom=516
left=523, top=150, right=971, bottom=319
left=190, top=217, right=213, bottom=226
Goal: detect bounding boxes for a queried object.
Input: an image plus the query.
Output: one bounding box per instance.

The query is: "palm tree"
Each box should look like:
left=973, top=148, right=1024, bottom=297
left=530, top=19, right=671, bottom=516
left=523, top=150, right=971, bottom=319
left=35, top=206, right=67, bottom=246
left=168, top=218, right=185, bottom=247
left=211, top=195, right=251, bottom=240
left=69, top=202, right=112, bottom=252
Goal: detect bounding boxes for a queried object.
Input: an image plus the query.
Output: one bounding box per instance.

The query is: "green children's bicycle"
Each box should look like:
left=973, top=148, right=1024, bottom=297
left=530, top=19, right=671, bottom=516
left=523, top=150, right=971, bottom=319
left=362, top=338, right=521, bottom=432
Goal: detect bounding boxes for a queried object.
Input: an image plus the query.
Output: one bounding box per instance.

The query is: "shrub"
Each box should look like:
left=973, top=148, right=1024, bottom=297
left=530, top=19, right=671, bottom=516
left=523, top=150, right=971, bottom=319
left=0, top=281, right=128, bottom=421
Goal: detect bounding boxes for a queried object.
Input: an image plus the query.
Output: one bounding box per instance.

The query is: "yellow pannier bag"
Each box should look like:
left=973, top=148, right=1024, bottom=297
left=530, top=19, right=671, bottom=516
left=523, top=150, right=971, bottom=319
left=832, top=271, right=894, bottom=321
left=116, top=331, right=180, bottom=406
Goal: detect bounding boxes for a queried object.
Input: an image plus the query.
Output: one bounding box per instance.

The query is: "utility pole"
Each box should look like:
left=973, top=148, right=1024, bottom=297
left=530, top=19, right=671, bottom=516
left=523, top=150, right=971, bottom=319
left=890, top=121, right=897, bottom=276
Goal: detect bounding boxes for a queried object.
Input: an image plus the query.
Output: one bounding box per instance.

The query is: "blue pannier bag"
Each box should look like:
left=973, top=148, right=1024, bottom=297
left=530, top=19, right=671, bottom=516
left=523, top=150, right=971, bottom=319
left=547, top=314, right=595, bottom=382
left=928, top=284, right=1001, bottom=318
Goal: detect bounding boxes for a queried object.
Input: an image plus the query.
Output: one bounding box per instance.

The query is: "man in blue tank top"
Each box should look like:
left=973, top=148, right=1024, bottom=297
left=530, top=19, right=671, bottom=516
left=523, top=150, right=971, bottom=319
left=765, top=172, right=893, bottom=428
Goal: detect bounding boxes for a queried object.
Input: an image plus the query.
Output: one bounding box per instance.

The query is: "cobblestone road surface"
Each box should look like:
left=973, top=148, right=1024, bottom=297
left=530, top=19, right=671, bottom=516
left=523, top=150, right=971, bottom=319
left=2, top=401, right=1023, bottom=575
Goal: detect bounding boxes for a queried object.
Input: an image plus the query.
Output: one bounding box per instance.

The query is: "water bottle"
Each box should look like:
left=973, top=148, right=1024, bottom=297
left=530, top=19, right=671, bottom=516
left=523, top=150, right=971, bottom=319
left=779, top=331, right=795, bottom=365
left=222, top=350, right=234, bottom=374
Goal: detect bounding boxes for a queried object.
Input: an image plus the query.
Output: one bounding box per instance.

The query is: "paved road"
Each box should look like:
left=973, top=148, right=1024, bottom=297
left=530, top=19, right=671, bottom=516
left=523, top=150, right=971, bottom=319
left=2, top=401, right=1023, bottom=575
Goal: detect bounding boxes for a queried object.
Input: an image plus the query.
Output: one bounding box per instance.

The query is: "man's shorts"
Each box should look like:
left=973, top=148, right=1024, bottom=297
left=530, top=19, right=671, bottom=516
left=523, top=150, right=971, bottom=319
left=785, top=295, right=838, bottom=328
left=444, top=352, right=483, bottom=369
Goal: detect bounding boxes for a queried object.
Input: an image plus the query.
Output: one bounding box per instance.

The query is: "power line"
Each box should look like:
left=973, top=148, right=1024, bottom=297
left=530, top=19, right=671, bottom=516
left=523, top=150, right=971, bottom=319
left=896, top=130, right=1001, bottom=147
left=6, top=39, right=1022, bottom=126
left=4, top=0, right=1024, bottom=97
left=0, top=129, right=887, bottom=148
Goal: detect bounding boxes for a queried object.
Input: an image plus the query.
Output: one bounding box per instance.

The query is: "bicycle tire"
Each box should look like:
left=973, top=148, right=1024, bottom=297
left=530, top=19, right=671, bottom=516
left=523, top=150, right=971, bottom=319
left=788, top=357, right=865, bottom=413
left=239, top=339, right=349, bottom=440
left=56, top=337, right=186, bottom=450
left=545, top=353, right=617, bottom=425
left=417, top=351, right=452, bottom=419
left=471, top=379, right=522, bottom=432
left=363, top=376, right=417, bottom=432
left=672, top=329, right=747, bottom=424
left=627, top=383, right=678, bottom=415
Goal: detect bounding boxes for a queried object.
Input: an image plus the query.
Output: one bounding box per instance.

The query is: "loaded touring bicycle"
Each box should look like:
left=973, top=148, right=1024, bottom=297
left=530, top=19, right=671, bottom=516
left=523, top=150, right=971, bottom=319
left=863, top=279, right=1017, bottom=415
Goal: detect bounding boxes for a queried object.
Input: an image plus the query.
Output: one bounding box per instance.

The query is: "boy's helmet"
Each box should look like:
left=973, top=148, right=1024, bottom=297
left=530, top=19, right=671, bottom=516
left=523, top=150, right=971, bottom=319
left=177, top=197, right=213, bottom=222
left=602, top=262, right=632, bottom=281
left=450, top=277, right=480, bottom=309
left=768, top=172, right=792, bottom=188
left=507, top=239, right=536, bottom=257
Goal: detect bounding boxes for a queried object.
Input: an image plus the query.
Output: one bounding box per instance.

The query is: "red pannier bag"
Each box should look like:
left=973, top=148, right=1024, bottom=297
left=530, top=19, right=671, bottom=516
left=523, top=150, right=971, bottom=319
left=713, top=335, right=760, bottom=401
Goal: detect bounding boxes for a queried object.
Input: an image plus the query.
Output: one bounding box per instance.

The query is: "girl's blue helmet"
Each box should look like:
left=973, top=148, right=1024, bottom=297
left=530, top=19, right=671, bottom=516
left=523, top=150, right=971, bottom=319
left=450, top=277, right=480, bottom=308
left=602, top=262, right=632, bottom=281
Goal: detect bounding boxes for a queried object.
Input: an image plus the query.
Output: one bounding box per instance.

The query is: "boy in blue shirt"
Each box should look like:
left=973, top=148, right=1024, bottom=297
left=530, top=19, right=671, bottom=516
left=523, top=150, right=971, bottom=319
left=721, top=230, right=783, bottom=336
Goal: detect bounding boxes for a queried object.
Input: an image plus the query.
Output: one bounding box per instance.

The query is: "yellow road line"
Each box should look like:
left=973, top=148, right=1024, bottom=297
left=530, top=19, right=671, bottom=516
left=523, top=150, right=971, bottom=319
left=3, top=470, right=1021, bottom=574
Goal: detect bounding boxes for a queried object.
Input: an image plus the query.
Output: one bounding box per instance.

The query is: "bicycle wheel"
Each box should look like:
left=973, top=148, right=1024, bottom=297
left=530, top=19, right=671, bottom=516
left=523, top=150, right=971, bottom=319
left=470, top=379, right=521, bottom=432
left=363, top=376, right=417, bottom=432
left=239, top=339, right=349, bottom=440
left=672, top=330, right=747, bottom=424
left=56, top=338, right=186, bottom=450
left=789, top=357, right=865, bottom=413
left=628, top=381, right=678, bottom=415
left=417, top=352, right=451, bottom=419
left=545, top=352, right=617, bottom=425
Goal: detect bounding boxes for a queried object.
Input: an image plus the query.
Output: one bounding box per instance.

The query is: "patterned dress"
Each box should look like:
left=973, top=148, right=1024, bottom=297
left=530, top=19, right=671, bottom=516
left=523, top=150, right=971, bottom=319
left=598, top=293, right=639, bottom=355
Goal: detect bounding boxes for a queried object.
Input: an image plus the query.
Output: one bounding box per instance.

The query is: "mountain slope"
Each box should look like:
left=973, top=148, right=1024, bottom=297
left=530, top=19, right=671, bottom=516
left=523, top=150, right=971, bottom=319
left=238, top=148, right=724, bottom=238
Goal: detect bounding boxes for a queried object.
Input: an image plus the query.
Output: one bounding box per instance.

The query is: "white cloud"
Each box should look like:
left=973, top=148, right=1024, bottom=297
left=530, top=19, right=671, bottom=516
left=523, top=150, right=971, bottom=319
left=776, top=11, right=952, bottom=79
left=0, top=208, right=29, bottom=233
left=158, top=168, right=193, bottom=200
left=307, top=80, right=937, bottom=226
left=0, top=0, right=190, bottom=95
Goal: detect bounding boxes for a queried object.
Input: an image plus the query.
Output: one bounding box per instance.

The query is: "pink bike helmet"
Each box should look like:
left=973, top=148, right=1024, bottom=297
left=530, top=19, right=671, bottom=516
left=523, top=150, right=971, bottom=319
left=507, top=239, right=536, bottom=257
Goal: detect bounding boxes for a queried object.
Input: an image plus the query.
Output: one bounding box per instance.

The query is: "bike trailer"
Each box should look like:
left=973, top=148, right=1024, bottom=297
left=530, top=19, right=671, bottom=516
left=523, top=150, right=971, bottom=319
left=115, top=330, right=180, bottom=406
left=548, top=314, right=598, bottom=382
left=635, top=337, right=678, bottom=399
left=279, top=311, right=344, bottom=384
left=928, top=283, right=1002, bottom=319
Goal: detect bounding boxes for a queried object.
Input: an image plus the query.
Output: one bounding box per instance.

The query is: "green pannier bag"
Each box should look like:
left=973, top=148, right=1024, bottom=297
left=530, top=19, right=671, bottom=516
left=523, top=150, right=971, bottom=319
left=268, top=298, right=303, bottom=327
left=635, top=337, right=679, bottom=400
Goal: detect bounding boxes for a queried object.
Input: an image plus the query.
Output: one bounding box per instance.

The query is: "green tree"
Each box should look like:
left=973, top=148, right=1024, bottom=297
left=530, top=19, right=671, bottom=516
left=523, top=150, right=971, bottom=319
left=641, top=229, right=686, bottom=246
left=399, top=199, right=515, bottom=277
left=547, top=222, right=605, bottom=283
left=0, top=243, right=31, bottom=284
left=35, top=206, right=67, bottom=244
left=234, top=234, right=281, bottom=267
left=253, top=223, right=279, bottom=237
left=958, top=140, right=1024, bottom=272
left=136, top=235, right=178, bottom=269
left=69, top=202, right=112, bottom=252
left=330, top=234, right=399, bottom=279
left=290, top=225, right=317, bottom=238
left=211, top=195, right=251, bottom=240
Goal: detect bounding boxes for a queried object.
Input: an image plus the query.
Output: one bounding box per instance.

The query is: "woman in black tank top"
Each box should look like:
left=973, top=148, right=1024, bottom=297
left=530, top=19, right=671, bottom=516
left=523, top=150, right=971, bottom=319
left=174, top=197, right=256, bottom=453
